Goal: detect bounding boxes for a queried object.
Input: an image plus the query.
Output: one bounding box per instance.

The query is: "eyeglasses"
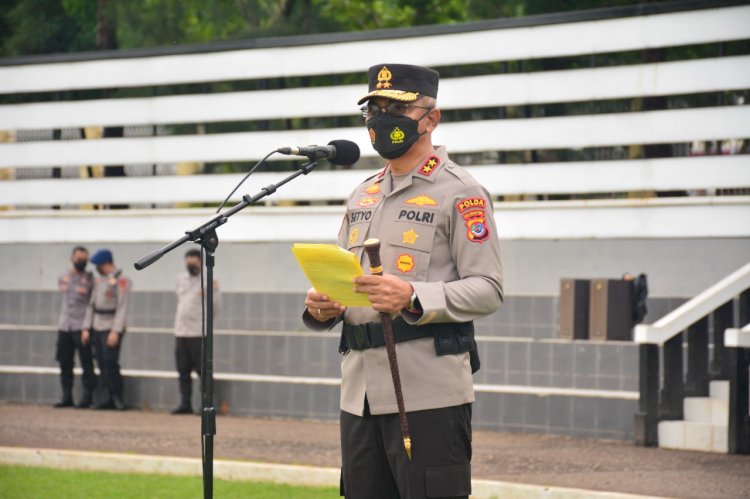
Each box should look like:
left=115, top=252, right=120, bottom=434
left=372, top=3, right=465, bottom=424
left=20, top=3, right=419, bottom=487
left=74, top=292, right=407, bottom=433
left=360, top=101, right=433, bottom=119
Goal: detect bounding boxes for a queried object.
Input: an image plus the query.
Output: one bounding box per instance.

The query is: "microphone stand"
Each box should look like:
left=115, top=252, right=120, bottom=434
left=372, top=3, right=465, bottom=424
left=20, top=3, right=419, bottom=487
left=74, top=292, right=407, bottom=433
left=134, top=159, right=317, bottom=499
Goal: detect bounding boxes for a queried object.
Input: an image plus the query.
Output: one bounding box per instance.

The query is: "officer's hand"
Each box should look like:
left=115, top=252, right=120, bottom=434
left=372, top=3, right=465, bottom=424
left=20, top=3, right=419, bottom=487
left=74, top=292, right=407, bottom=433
left=305, top=288, right=345, bottom=323
left=81, top=330, right=90, bottom=345
left=354, top=274, right=412, bottom=314
left=107, top=331, right=119, bottom=348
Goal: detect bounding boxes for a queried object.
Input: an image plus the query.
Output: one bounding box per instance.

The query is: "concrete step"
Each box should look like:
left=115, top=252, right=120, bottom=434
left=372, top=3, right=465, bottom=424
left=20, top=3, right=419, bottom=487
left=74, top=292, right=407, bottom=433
left=683, top=396, right=729, bottom=425
left=658, top=420, right=728, bottom=453
left=710, top=380, right=729, bottom=400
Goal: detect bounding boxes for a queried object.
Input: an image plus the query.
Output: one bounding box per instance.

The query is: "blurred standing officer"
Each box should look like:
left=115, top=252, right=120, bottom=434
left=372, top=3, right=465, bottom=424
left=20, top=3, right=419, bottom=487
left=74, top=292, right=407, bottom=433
left=171, top=249, right=221, bottom=415
left=54, top=246, right=96, bottom=408
left=303, top=64, right=503, bottom=498
left=82, top=249, right=132, bottom=410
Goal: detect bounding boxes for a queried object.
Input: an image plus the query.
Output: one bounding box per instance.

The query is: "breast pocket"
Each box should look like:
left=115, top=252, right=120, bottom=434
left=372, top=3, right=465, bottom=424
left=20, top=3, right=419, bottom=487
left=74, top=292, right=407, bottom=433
left=383, top=218, right=437, bottom=281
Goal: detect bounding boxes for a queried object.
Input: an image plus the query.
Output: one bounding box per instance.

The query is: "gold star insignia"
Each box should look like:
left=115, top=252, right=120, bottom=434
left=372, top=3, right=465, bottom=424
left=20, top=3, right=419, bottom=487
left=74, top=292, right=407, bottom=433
left=402, top=229, right=419, bottom=245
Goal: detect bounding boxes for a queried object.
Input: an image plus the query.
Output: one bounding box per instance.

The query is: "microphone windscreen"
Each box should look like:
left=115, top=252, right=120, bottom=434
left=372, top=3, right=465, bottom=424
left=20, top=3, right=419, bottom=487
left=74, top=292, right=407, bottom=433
left=328, top=140, right=360, bottom=166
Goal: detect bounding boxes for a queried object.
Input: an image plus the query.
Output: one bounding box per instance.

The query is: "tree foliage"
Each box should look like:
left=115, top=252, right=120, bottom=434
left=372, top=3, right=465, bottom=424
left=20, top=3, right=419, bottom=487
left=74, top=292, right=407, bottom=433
left=0, top=0, right=650, bottom=57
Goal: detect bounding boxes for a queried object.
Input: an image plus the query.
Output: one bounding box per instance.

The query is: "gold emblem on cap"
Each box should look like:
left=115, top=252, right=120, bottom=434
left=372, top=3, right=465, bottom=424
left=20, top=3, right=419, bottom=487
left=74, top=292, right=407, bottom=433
left=376, top=66, right=393, bottom=89
left=390, top=127, right=405, bottom=144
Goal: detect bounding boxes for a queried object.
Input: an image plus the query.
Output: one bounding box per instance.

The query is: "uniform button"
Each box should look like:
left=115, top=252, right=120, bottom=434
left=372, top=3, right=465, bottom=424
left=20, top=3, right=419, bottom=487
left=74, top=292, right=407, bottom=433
left=446, top=164, right=453, bottom=168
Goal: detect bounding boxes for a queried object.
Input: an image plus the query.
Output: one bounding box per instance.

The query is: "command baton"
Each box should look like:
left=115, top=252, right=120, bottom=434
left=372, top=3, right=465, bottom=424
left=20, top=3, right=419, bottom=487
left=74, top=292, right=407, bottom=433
left=363, top=238, right=412, bottom=460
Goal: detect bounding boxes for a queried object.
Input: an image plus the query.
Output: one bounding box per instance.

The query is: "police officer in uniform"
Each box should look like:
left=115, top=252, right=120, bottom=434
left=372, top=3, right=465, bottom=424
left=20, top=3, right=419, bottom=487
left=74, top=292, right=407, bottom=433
left=171, top=249, right=221, bottom=415
left=54, top=246, right=97, bottom=408
left=82, top=249, right=132, bottom=410
left=303, top=64, right=503, bottom=498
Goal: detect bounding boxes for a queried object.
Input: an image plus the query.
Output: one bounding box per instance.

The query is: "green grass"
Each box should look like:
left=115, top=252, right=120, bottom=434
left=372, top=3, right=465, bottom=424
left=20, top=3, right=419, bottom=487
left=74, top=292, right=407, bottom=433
left=0, top=465, right=339, bottom=498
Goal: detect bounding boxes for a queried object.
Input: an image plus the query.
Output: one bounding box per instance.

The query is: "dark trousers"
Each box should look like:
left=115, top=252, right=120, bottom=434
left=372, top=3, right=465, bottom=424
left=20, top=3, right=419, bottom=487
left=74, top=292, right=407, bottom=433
left=340, top=401, right=472, bottom=499
left=175, top=337, right=202, bottom=401
left=91, top=329, right=124, bottom=399
left=55, top=330, right=96, bottom=398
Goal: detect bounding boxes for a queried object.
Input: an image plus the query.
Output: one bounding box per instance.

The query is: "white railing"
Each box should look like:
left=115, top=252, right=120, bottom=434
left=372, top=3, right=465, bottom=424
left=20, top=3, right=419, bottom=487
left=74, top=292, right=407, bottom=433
left=1, top=196, right=748, bottom=243
left=635, top=262, right=750, bottom=344
left=3, top=55, right=749, bottom=131
left=3, top=106, right=749, bottom=168
left=0, top=3, right=748, bottom=244
left=1, top=156, right=748, bottom=206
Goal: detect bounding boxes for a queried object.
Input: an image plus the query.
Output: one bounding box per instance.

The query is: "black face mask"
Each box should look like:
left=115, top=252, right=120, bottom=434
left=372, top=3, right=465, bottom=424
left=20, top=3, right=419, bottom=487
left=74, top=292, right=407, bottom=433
left=187, top=265, right=200, bottom=276
left=366, top=110, right=429, bottom=160
left=73, top=260, right=87, bottom=272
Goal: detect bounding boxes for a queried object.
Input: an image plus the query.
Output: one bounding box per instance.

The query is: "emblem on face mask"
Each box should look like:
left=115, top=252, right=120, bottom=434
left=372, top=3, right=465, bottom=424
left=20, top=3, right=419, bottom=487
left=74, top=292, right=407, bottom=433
left=418, top=156, right=440, bottom=176
left=405, top=195, right=437, bottom=207
left=402, top=229, right=419, bottom=245
left=396, top=253, right=415, bottom=273
left=376, top=66, right=393, bottom=89
left=349, top=228, right=359, bottom=246
left=390, top=127, right=405, bottom=144
left=369, top=128, right=376, bottom=144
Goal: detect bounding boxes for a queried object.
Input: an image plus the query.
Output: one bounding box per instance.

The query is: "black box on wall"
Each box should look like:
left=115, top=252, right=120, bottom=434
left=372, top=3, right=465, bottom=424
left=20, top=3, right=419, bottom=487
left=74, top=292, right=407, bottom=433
left=559, top=279, right=590, bottom=340
left=589, top=279, right=633, bottom=341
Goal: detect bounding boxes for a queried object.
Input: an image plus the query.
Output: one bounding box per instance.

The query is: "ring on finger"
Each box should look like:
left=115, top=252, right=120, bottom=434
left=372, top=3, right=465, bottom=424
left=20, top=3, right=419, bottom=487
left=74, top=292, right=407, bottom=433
left=318, top=308, right=322, bottom=316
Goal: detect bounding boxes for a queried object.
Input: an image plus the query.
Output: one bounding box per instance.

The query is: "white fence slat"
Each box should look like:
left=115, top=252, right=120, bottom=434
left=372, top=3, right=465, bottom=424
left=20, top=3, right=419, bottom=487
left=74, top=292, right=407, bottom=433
left=0, top=6, right=748, bottom=93
left=3, top=55, right=749, bottom=130
left=1, top=106, right=748, bottom=168
left=0, top=197, right=747, bottom=243
left=1, top=156, right=748, bottom=206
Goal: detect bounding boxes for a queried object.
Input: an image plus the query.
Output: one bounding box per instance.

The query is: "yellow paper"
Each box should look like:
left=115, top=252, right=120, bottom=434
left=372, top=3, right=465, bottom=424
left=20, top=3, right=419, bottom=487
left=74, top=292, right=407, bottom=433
left=291, top=244, right=371, bottom=307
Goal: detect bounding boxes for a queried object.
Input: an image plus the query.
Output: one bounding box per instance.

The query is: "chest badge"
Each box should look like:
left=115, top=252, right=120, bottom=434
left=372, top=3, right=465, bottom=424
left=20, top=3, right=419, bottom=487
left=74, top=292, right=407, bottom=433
left=365, top=183, right=381, bottom=194
left=349, top=228, right=359, bottom=246
left=357, top=196, right=380, bottom=208
left=405, top=195, right=437, bottom=207
left=402, top=229, right=419, bottom=245
left=418, top=156, right=440, bottom=176
left=396, top=253, right=415, bottom=273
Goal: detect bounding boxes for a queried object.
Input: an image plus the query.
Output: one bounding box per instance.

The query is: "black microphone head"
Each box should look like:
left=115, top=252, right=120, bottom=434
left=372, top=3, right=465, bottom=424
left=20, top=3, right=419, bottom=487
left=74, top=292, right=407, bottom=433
left=328, top=140, right=360, bottom=166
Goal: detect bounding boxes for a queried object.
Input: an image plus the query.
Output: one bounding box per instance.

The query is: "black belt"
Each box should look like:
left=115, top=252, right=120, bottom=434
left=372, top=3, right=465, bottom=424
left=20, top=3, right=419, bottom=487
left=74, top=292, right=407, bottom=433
left=94, top=308, right=116, bottom=315
left=341, top=318, right=474, bottom=351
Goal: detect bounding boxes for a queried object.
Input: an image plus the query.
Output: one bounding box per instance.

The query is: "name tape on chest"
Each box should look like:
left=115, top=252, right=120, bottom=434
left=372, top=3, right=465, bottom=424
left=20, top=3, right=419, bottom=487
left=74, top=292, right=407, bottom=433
left=398, top=209, right=435, bottom=224
left=350, top=210, right=373, bottom=224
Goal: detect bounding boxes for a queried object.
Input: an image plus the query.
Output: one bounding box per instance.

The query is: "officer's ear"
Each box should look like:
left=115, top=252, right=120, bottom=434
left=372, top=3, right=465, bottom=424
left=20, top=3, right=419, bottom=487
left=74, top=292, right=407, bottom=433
left=425, top=107, right=440, bottom=132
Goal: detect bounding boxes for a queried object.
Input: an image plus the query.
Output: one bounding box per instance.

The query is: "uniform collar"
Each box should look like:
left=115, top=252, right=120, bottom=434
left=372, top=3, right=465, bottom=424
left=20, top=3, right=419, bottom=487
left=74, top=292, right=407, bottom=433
left=386, top=146, right=448, bottom=196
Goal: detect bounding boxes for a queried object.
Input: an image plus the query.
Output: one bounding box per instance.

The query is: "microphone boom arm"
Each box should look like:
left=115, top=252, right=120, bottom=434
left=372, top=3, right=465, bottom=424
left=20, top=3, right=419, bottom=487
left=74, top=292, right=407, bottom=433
left=134, top=159, right=317, bottom=271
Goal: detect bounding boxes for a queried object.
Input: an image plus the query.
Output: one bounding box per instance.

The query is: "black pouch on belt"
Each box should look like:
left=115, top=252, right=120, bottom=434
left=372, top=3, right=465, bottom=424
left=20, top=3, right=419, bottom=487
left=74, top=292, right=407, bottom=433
left=433, top=323, right=481, bottom=373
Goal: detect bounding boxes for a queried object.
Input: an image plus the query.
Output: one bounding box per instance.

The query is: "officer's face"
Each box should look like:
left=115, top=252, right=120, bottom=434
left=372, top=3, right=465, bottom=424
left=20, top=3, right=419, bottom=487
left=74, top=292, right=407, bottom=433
left=185, top=256, right=201, bottom=276
left=71, top=250, right=88, bottom=271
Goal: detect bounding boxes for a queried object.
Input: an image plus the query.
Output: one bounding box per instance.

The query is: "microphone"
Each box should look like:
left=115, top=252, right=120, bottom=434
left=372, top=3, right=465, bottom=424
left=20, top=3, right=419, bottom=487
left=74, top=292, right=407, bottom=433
left=278, top=139, right=360, bottom=165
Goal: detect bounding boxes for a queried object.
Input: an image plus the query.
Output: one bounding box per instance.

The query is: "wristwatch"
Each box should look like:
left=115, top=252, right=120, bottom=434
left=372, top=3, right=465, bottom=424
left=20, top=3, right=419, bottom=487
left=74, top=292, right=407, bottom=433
left=407, top=290, right=421, bottom=313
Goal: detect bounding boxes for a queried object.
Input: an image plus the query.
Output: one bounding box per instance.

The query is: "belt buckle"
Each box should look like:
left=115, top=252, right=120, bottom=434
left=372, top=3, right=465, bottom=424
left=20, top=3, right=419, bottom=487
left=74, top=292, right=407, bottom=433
left=353, top=324, right=371, bottom=349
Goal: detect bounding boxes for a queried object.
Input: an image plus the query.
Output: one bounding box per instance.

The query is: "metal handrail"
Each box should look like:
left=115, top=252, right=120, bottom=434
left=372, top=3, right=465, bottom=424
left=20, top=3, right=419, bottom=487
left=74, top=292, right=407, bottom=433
left=635, top=262, right=750, bottom=345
